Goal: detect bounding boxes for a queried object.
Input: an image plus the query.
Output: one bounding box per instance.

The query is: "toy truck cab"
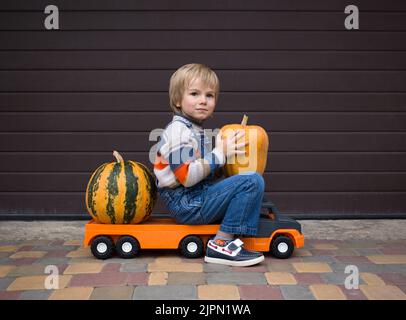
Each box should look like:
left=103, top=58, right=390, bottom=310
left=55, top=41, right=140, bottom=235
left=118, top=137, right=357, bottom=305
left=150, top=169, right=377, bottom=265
left=83, top=201, right=304, bottom=260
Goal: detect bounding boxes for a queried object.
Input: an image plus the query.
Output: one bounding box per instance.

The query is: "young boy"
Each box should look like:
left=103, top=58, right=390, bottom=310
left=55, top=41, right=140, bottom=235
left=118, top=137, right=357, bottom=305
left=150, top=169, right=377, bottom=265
left=154, top=63, right=265, bottom=267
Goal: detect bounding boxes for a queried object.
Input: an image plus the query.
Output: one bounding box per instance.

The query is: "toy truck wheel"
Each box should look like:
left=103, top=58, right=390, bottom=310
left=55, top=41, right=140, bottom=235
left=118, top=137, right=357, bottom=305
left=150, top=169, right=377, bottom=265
left=180, top=235, right=204, bottom=258
left=91, top=236, right=115, bottom=260
left=116, top=236, right=140, bottom=259
left=270, top=235, right=294, bottom=259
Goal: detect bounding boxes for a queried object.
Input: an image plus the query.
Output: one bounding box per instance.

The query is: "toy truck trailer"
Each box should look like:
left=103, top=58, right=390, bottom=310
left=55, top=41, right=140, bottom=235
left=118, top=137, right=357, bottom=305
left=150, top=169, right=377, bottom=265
left=83, top=201, right=304, bottom=260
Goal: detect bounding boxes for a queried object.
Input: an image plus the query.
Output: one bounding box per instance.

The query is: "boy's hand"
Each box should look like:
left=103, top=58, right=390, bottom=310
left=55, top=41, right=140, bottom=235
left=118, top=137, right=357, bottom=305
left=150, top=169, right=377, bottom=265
left=215, top=129, right=248, bottom=160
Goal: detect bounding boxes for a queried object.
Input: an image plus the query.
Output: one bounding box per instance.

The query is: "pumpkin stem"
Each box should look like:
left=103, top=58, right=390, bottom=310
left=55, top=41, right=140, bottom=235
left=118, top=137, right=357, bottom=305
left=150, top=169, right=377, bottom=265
left=112, top=150, right=124, bottom=163
left=241, top=114, right=248, bottom=126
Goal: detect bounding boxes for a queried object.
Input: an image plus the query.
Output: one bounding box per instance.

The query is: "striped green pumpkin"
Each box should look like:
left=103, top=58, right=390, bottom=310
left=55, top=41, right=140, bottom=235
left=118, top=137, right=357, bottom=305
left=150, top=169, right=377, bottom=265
left=85, top=151, right=157, bottom=224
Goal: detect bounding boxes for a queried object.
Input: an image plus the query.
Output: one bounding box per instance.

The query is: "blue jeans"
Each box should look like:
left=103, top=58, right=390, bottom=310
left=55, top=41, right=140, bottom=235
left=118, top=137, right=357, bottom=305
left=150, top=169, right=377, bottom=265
left=158, top=173, right=265, bottom=236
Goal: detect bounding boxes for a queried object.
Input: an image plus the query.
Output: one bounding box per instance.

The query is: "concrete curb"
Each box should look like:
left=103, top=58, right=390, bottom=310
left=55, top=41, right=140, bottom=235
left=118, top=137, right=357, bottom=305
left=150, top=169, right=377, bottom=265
left=0, top=220, right=405, bottom=241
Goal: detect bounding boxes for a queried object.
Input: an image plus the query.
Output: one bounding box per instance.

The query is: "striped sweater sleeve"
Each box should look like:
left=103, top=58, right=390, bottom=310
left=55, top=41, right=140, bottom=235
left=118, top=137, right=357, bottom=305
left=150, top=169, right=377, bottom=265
left=158, top=121, right=225, bottom=188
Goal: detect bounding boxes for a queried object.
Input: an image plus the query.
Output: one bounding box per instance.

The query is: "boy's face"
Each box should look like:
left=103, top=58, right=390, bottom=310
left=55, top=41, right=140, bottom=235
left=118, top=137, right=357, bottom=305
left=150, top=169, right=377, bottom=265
left=178, top=78, right=216, bottom=124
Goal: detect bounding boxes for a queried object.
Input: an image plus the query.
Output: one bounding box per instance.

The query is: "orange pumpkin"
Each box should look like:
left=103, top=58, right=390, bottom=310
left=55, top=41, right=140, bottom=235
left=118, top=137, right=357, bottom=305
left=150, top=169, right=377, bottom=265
left=221, top=115, right=269, bottom=177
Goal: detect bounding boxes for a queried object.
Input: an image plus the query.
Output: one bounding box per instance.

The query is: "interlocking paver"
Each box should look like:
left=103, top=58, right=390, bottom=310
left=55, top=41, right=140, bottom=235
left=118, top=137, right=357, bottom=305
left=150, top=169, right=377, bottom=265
left=280, top=285, right=315, bottom=300
left=360, top=273, right=386, bottom=286
left=48, top=287, right=93, bottom=300
left=203, top=263, right=231, bottom=273
left=7, top=275, right=72, bottom=291
left=231, top=265, right=268, bottom=272
left=0, top=246, right=19, bottom=252
left=312, top=244, right=339, bottom=250
left=66, top=247, right=92, bottom=258
left=33, top=257, right=70, bottom=265
left=0, top=265, right=15, bottom=278
left=148, top=272, right=168, bottom=285
left=367, top=255, right=406, bottom=264
left=10, top=258, right=39, bottom=266
left=68, top=272, right=128, bottom=287
left=0, top=291, right=21, bottom=300
left=377, top=273, right=406, bottom=285
left=310, top=284, right=346, bottom=300
left=9, top=251, right=46, bottom=259
left=266, top=262, right=296, bottom=273
left=133, top=285, right=197, bottom=300
left=0, top=237, right=405, bottom=300
left=63, top=262, right=104, bottom=274
left=101, top=263, right=122, bottom=273
left=300, top=255, right=337, bottom=263
left=7, top=264, right=48, bottom=277
left=148, top=260, right=203, bottom=272
left=238, top=285, right=283, bottom=300
left=0, top=277, right=15, bottom=290
left=19, top=290, right=52, bottom=300
left=295, top=250, right=312, bottom=257
left=293, top=262, right=333, bottom=273
left=294, top=273, right=325, bottom=285
left=120, top=263, right=148, bottom=272
left=22, top=240, right=52, bottom=246
left=167, top=272, right=205, bottom=285
left=198, top=284, right=240, bottom=300
left=360, top=285, right=406, bottom=300
left=334, top=256, right=371, bottom=263
left=63, top=240, right=82, bottom=246
left=90, top=286, right=134, bottom=300
left=380, top=244, right=406, bottom=255
left=206, top=272, right=267, bottom=285
left=265, top=272, right=297, bottom=285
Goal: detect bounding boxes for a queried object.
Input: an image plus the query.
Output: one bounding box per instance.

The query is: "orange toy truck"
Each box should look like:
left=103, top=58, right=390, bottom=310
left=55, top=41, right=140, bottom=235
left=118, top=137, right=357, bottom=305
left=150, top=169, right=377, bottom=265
left=84, top=201, right=304, bottom=260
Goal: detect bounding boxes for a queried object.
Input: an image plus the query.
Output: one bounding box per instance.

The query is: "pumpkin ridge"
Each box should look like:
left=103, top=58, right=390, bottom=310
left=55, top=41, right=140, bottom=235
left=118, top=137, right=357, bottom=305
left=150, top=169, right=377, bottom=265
left=106, top=162, right=121, bottom=224
left=86, top=163, right=107, bottom=218
left=133, top=162, right=157, bottom=221
left=123, top=161, right=138, bottom=224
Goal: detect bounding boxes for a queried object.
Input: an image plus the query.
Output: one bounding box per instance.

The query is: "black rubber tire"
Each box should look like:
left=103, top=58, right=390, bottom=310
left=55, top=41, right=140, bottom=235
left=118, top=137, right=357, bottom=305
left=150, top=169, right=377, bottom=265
left=91, top=236, right=115, bottom=260
left=270, top=235, right=294, bottom=259
left=115, top=236, right=140, bottom=259
left=180, top=235, right=204, bottom=258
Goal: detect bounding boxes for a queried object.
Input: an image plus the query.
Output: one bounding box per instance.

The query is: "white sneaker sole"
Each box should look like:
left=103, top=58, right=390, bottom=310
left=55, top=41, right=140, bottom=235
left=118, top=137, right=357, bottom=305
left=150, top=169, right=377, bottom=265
left=204, top=255, right=265, bottom=267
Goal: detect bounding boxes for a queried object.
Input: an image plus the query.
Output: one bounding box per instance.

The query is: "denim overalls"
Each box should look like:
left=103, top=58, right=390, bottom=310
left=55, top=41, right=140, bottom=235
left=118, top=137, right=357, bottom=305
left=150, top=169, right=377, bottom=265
left=157, top=116, right=264, bottom=236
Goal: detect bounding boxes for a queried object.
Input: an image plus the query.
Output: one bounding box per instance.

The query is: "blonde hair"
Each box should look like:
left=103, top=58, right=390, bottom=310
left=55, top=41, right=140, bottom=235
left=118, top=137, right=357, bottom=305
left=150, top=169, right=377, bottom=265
left=169, top=63, right=220, bottom=113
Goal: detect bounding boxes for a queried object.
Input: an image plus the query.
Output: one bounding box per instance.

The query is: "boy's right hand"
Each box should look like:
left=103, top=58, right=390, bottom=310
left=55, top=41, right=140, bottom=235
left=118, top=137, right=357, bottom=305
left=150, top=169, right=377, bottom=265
left=215, top=129, right=248, bottom=160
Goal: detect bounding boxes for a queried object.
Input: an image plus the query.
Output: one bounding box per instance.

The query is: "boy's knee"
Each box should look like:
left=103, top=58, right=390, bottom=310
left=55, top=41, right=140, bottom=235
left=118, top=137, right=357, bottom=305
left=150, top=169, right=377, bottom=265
left=241, top=172, right=265, bottom=192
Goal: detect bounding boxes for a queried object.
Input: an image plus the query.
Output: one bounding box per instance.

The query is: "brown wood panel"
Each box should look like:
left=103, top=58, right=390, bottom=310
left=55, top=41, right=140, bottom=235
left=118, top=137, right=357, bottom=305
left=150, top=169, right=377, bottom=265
left=1, top=152, right=406, bottom=173
left=1, top=51, right=406, bottom=70
left=1, top=192, right=405, bottom=216
left=1, top=0, right=406, bottom=11
left=2, top=31, right=406, bottom=50
left=2, top=70, right=406, bottom=92
left=1, top=92, right=406, bottom=112
left=1, top=132, right=406, bottom=152
left=1, top=172, right=405, bottom=192
left=2, top=12, right=406, bottom=31
left=0, top=1, right=405, bottom=218
left=1, top=112, right=405, bottom=132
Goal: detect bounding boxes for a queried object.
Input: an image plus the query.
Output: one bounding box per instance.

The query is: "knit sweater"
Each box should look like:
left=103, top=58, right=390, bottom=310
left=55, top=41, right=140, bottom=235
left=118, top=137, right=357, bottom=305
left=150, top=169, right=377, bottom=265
left=154, top=114, right=225, bottom=188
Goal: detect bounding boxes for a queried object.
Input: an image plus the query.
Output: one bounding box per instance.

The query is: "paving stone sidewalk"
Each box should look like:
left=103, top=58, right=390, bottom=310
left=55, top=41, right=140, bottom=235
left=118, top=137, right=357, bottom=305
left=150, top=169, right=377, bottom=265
left=1, top=238, right=405, bottom=300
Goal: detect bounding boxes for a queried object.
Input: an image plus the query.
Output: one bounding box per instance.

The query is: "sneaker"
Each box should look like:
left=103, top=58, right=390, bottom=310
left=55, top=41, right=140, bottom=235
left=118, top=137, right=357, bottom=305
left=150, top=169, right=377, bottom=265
left=204, top=238, right=264, bottom=267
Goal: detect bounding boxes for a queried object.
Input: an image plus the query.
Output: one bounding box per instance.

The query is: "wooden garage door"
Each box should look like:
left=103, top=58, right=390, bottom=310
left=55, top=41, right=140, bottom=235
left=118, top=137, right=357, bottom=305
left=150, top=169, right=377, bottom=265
left=0, top=0, right=405, bottom=219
